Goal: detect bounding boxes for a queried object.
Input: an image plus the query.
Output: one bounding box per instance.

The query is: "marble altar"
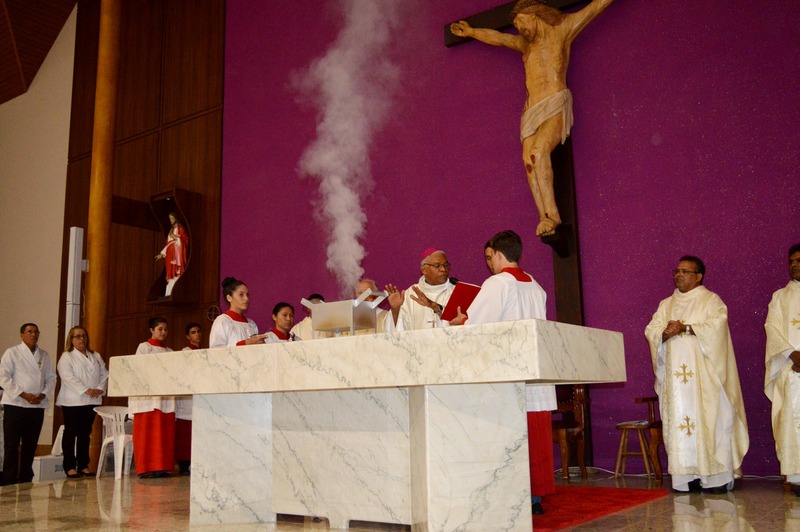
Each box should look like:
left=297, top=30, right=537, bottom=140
left=109, top=319, right=625, bottom=530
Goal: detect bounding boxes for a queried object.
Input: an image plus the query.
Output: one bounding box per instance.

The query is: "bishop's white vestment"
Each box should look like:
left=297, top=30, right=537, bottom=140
left=764, top=280, right=800, bottom=484
left=645, top=286, right=749, bottom=491
left=388, top=277, right=456, bottom=331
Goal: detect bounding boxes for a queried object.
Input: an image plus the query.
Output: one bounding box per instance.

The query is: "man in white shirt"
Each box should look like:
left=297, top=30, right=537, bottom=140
left=385, top=247, right=457, bottom=331
left=0, top=323, right=56, bottom=485
left=764, top=243, right=800, bottom=495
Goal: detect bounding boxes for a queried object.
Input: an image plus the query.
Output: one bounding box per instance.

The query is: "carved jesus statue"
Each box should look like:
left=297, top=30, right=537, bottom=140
left=451, top=0, right=614, bottom=236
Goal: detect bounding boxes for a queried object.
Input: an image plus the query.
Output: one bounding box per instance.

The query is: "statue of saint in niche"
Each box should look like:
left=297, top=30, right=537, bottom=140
left=155, top=212, right=189, bottom=297
left=451, top=0, right=614, bottom=236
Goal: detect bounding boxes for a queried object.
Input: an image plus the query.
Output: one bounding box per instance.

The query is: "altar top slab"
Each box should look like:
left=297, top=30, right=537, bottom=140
left=108, top=319, right=625, bottom=396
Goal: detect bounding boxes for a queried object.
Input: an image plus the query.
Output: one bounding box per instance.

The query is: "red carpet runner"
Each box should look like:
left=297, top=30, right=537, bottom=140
left=532, top=485, right=669, bottom=530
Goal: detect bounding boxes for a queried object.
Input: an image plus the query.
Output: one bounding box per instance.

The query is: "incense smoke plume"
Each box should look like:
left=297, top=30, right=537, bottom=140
left=294, top=1, right=401, bottom=296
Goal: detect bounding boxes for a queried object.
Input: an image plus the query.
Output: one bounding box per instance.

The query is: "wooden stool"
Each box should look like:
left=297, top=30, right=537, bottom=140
left=615, top=420, right=653, bottom=478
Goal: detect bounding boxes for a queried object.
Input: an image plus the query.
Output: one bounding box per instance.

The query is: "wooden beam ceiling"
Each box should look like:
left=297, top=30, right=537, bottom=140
left=0, top=0, right=76, bottom=105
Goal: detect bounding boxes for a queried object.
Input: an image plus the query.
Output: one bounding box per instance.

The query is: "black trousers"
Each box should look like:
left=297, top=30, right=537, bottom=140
left=60, top=405, right=96, bottom=472
left=2, top=405, right=44, bottom=485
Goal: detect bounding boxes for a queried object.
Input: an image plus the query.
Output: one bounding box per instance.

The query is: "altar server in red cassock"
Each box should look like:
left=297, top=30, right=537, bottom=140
left=452, top=230, right=555, bottom=515
left=129, top=317, right=176, bottom=478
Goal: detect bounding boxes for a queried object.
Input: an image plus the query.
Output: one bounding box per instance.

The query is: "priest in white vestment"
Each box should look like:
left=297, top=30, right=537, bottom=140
left=764, top=243, right=800, bottom=491
left=645, top=256, right=749, bottom=493
left=385, top=248, right=456, bottom=331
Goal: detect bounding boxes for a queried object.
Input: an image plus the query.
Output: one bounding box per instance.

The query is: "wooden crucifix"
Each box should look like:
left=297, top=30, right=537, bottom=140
left=442, top=0, right=618, bottom=324
left=445, top=0, right=616, bottom=471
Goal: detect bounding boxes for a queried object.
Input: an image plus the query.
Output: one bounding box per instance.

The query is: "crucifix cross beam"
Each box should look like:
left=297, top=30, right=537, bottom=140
left=444, top=0, right=589, bottom=47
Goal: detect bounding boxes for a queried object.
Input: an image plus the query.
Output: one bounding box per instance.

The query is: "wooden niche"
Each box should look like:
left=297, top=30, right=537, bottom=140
left=147, top=188, right=203, bottom=305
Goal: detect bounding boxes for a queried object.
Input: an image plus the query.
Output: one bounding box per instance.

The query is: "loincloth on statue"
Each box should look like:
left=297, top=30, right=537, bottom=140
left=519, top=89, right=573, bottom=144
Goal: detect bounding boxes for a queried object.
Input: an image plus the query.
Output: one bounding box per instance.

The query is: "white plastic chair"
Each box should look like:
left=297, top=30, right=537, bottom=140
left=94, top=406, right=134, bottom=479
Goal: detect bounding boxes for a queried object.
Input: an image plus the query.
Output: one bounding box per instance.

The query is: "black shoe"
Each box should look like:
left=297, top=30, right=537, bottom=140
left=688, top=479, right=702, bottom=492
left=138, top=471, right=170, bottom=479
left=703, top=485, right=728, bottom=494
left=66, top=470, right=82, bottom=479
left=532, top=502, right=544, bottom=515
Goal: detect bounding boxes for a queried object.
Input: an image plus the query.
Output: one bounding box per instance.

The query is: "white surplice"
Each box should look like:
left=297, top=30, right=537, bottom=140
left=209, top=311, right=259, bottom=347
left=645, top=286, right=749, bottom=491
left=764, top=279, right=800, bottom=483
left=388, top=277, right=456, bottom=332
left=127, top=342, right=175, bottom=415
left=466, top=269, right=555, bottom=411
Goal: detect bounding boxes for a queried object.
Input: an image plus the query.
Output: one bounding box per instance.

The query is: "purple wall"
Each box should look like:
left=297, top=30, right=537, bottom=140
left=223, top=0, right=800, bottom=475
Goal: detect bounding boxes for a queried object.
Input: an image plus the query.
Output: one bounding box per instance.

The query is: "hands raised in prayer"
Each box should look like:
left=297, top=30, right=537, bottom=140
left=662, top=320, right=687, bottom=342
left=790, top=351, right=800, bottom=373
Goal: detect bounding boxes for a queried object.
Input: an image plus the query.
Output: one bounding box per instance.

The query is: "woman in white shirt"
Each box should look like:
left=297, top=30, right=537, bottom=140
left=209, top=277, right=268, bottom=347
left=56, top=326, right=108, bottom=478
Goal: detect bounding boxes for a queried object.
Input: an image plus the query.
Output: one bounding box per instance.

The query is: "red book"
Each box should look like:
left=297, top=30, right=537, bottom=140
left=442, top=281, right=481, bottom=321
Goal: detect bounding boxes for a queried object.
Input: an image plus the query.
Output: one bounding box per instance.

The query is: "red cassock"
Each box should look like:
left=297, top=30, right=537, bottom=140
left=133, top=410, right=176, bottom=474
left=528, top=411, right=556, bottom=496
left=174, top=419, right=192, bottom=461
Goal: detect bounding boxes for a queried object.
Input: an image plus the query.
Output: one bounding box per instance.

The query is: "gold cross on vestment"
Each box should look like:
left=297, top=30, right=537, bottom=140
left=791, top=317, right=800, bottom=329
left=674, top=364, right=694, bottom=384
left=679, top=416, right=695, bottom=436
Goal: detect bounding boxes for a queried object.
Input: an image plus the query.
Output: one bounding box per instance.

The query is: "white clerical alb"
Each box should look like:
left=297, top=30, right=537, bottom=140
left=390, top=277, right=456, bottom=332
left=764, top=279, right=800, bottom=484
left=645, top=285, right=749, bottom=492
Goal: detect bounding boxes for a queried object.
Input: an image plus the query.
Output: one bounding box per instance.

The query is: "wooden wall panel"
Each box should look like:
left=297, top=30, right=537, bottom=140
left=115, top=0, right=163, bottom=140
left=161, top=0, right=224, bottom=123
left=112, top=133, right=160, bottom=200
left=159, top=112, right=221, bottom=191
left=67, top=0, right=99, bottom=159
left=106, top=314, right=149, bottom=359
left=107, top=224, right=161, bottom=318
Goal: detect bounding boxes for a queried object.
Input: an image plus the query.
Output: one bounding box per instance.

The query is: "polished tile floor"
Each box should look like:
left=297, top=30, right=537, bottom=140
left=0, top=469, right=797, bottom=531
